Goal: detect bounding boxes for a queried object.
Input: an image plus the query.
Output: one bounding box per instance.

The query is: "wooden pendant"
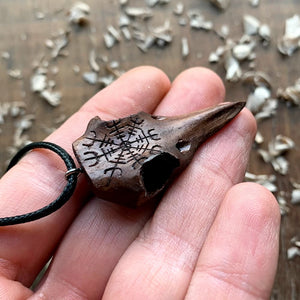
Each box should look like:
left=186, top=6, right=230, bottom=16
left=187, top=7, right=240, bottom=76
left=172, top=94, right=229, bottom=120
left=73, top=101, right=245, bottom=207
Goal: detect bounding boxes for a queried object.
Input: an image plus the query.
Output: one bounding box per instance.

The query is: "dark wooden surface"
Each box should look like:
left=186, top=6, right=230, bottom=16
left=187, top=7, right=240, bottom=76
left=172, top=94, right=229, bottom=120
left=0, top=0, right=299, bottom=298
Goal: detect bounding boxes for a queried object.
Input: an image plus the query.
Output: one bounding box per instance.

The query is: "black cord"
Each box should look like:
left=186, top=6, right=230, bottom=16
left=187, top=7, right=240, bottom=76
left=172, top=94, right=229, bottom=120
left=0, top=142, right=80, bottom=226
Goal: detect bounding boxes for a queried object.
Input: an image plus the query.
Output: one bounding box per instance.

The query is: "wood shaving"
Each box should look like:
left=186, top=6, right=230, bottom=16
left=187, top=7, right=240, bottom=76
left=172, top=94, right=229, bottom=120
left=277, top=78, right=300, bottom=106
left=51, top=66, right=59, bottom=75
left=291, top=180, right=300, bottom=189
left=89, top=50, right=100, bottom=72
left=189, top=11, right=213, bottom=31
left=181, top=37, right=189, bottom=59
left=209, top=0, right=230, bottom=10
left=242, top=71, right=272, bottom=88
left=258, top=24, right=271, bottom=44
left=243, top=15, right=260, bottom=35
left=173, top=2, right=184, bottom=16
left=178, top=17, right=187, bottom=26
left=287, top=247, right=300, bottom=260
left=125, top=7, right=153, bottom=19
left=277, top=14, right=300, bottom=56
left=31, top=74, right=47, bottom=92
left=232, top=42, right=255, bottom=60
left=249, top=0, right=260, bottom=7
left=119, top=14, right=130, bottom=27
left=40, top=90, right=62, bottom=106
left=51, top=30, right=70, bottom=58
left=68, top=2, right=90, bottom=26
left=1, top=51, right=10, bottom=60
left=246, top=86, right=271, bottom=114
left=82, top=71, right=98, bottom=85
left=257, top=135, right=294, bottom=175
left=216, top=24, right=230, bottom=40
left=104, top=33, right=116, bottom=49
left=271, top=156, right=289, bottom=175
left=291, top=189, right=300, bottom=205
left=107, top=25, right=121, bottom=42
left=72, top=65, right=80, bottom=74
left=224, top=51, right=242, bottom=82
left=7, top=69, right=23, bottom=79
left=121, top=27, right=131, bottom=40
left=45, top=39, right=54, bottom=49
left=269, top=135, right=295, bottom=156
left=35, top=11, right=45, bottom=20
left=119, top=0, right=128, bottom=5
left=209, top=51, right=219, bottom=63
left=277, top=193, right=290, bottom=216
left=245, top=172, right=277, bottom=192
left=255, top=130, right=264, bottom=144
left=255, top=98, right=278, bottom=121
left=146, top=0, right=170, bottom=7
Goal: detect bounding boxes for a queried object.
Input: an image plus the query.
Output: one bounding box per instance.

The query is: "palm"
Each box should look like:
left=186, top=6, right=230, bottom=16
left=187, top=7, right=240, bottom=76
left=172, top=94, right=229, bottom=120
left=0, top=67, right=280, bottom=299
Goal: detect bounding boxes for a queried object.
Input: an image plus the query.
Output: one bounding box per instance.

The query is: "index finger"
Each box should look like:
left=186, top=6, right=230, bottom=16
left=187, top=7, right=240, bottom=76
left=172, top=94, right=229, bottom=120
left=0, top=66, right=170, bottom=285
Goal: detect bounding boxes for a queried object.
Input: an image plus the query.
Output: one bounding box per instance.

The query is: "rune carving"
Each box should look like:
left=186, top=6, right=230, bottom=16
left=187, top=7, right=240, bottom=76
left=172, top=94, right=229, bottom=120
left=80, top=115, right=162, bottom=181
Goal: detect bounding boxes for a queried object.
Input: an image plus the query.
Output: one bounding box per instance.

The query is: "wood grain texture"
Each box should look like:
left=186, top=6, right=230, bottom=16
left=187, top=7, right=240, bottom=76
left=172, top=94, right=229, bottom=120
left=0, top=0, right=299, bottom=298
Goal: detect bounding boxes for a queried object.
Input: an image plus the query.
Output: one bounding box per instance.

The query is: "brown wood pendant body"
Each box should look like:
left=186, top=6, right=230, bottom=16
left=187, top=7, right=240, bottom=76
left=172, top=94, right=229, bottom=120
left=73, top=101, right=245, bottom=207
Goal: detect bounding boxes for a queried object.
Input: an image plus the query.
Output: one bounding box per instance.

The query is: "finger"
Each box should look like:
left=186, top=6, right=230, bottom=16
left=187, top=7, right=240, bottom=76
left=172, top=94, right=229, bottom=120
left=155, top=66, right=225, bottom=115
left=103, top=69, right=255, bottom=299
left=185, top=183, right=280, bottom=299
left=0, top=66, right=170, bottom=286
left=35, top=67, right=226, bottom=299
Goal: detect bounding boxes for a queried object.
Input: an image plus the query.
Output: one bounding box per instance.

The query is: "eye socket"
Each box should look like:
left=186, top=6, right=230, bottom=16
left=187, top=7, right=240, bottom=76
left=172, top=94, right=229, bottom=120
left=141, top=152, right=179, bottom=195
left=176, top=139, right=191, bottom=153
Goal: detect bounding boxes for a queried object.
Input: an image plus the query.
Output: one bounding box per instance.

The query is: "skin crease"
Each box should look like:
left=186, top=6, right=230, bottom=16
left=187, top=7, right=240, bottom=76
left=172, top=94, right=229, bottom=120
left=0, top=67, right=280, bottom=299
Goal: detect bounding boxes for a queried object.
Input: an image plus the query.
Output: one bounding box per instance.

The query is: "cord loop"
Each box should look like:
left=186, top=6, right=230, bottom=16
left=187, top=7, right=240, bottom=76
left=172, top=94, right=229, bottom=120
left=0, top=142, right=78, bottom=226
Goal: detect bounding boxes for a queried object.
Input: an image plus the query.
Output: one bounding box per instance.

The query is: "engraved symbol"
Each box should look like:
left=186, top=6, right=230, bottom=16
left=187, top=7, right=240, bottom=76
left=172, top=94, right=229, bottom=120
left=82, top=116, right=162, bottom=184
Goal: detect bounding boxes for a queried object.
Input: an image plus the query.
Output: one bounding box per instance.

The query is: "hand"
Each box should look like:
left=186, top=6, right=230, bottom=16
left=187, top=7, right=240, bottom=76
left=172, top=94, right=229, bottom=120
left=0, top=67, right=280, bottom=299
